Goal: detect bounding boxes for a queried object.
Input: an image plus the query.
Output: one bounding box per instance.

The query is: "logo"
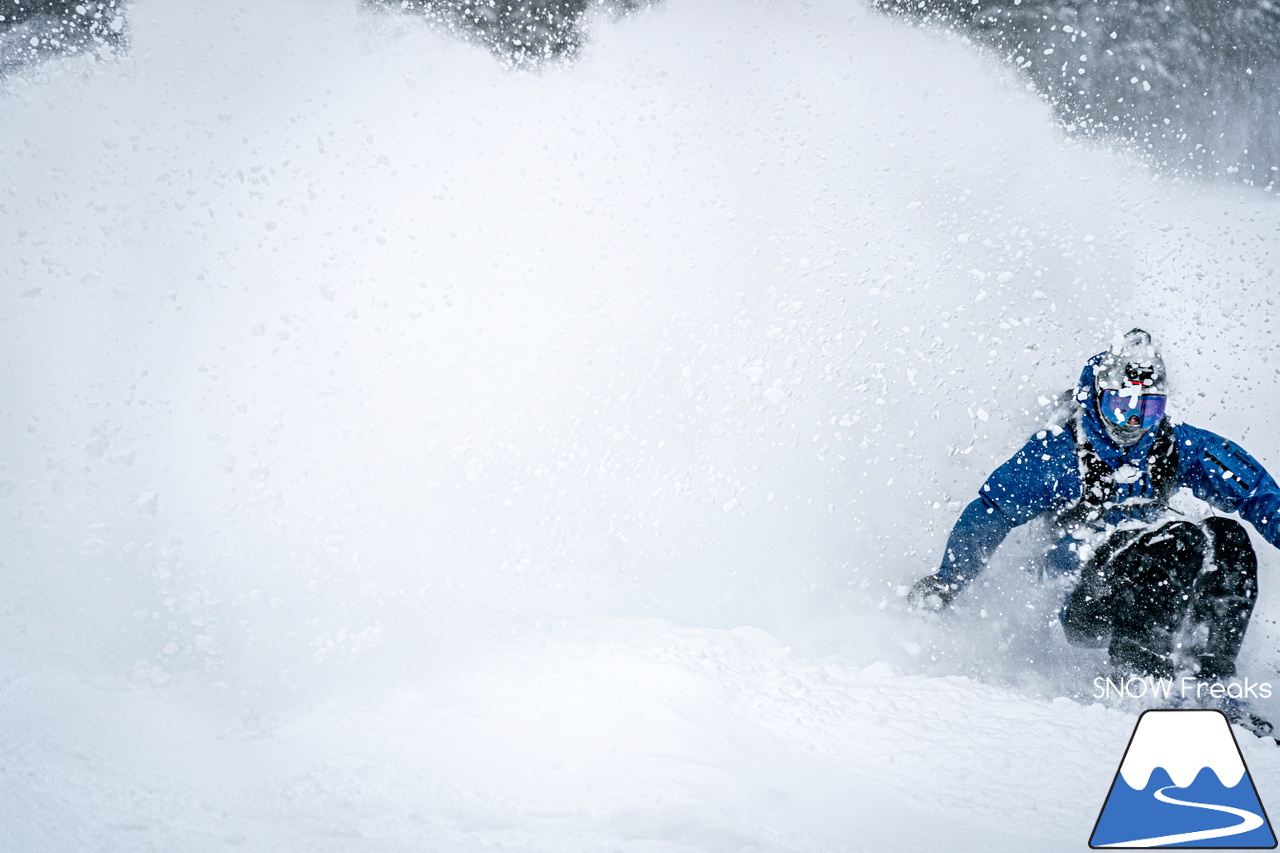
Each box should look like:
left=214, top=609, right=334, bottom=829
left=1091, top=709, right=1276, bottom=848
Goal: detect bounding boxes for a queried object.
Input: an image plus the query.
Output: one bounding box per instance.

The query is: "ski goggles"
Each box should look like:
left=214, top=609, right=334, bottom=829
left=1098, top=389, right=1167, bottom=430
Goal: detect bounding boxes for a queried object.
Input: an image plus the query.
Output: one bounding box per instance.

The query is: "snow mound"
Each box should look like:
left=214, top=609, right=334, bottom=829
left=3, top=617, right=1170, bottom=852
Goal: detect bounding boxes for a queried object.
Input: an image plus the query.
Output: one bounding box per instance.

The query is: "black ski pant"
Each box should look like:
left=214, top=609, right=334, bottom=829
left=1061, top=517, right=1257, bottom=679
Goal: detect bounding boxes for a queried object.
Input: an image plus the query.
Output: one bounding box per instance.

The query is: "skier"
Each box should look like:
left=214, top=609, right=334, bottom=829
left=909, top=330, right=1280, bottom=708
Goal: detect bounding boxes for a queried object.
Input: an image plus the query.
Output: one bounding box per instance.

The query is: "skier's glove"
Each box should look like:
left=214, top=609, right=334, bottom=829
left=907, top=575, right=958, bottom=614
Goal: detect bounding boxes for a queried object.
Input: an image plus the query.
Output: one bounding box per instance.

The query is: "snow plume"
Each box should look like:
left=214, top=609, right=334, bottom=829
left=0, top=0, right=128, bottom=70
left=875, top=0, right=1280, bottom=188
left=0, top=0, right=1277, bottom=702
left=6, top=0, right=1280, bottom=849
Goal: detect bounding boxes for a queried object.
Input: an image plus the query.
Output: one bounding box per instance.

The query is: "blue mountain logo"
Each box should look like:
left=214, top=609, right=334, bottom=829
left=1091, top=709, right=1276, bottom=848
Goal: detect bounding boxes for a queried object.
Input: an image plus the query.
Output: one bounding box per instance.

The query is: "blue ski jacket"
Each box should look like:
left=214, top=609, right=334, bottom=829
left=936, top=355, right=1280, bottom=591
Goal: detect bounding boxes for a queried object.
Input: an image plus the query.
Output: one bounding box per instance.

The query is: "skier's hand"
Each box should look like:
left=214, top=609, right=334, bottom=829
left=907, top=575, right=957, bottom=614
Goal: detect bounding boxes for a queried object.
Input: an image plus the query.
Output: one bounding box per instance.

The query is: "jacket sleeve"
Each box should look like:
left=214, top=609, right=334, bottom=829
left=1177, top=425, right=1280, bottom=551
left=936, top=494, right=1020, bottom=587
left=936, top=429, right=1078, bottom=589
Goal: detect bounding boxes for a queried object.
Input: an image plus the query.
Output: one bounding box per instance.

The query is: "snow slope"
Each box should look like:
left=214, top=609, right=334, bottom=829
left=15, top=617, right=1269, bottom=853
left=2, top=0, right=1279, bottom=849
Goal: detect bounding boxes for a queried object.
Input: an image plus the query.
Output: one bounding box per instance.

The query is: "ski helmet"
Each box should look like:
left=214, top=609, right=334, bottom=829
left=1092, top=328, right=1167, bottom=445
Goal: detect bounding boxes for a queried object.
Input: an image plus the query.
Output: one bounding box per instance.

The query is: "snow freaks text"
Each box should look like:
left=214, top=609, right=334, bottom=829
left=1093, top=676, right=1274, bottom=702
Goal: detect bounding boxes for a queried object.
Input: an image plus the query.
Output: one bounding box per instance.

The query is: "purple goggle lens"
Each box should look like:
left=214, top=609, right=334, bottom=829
left=1099, top=389, right=1167, bottom=430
